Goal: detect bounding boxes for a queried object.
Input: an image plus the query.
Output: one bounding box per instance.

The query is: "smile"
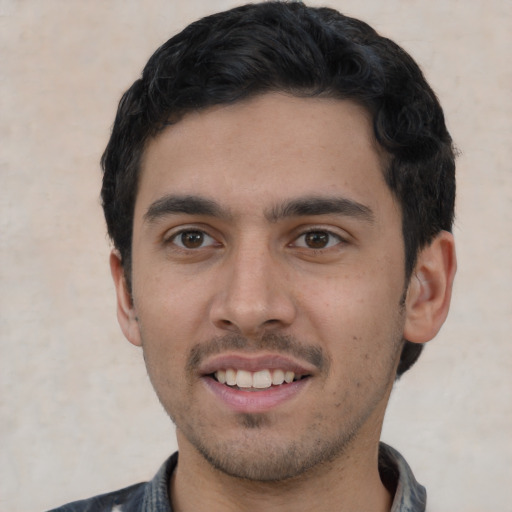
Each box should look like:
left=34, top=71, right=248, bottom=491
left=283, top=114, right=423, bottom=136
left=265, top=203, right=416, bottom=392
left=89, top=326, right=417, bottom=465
left=199, top=353, right=316, bottom=412
left=213, top=368, right=307, bottom=390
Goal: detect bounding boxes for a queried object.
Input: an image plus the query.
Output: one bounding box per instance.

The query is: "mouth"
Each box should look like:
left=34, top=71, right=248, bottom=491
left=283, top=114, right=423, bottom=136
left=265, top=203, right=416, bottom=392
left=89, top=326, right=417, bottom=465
left=199, top=354, right=314, bottom=412
left=209, top=368, right=310, bottom=391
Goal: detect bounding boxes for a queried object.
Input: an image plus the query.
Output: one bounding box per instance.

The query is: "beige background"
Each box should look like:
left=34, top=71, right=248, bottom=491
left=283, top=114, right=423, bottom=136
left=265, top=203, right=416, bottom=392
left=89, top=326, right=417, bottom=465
left=1, top=1, right=511, bottom=511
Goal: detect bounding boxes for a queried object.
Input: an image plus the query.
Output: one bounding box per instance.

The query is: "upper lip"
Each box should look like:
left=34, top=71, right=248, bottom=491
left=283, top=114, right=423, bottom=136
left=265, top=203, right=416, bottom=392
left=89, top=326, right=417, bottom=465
left=198, top=352, right=316, bottom=376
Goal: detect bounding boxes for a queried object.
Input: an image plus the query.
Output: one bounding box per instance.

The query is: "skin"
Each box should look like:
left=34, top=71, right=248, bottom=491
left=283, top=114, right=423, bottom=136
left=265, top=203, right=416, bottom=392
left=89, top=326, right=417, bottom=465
left=111, top=93, right=456, bottom=512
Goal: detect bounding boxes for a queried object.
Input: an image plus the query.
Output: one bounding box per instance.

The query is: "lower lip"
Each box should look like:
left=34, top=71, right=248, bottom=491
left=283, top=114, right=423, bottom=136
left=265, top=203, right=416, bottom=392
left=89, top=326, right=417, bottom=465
left=202, top=376, right=309, bottom=413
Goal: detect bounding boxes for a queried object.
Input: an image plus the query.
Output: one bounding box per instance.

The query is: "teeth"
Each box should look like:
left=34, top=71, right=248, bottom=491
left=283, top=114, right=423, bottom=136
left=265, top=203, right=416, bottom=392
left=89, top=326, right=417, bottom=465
left=216, top=369, right=226, bottom=384
left=236, top=370, right=253, bottom=388
left=272, top=369, right=285, bottom=385
left=253, top=370, right=272, bottom=388
left=225, top=368, right=237, bottom=386
left=214, top=368, right=299, bottom=389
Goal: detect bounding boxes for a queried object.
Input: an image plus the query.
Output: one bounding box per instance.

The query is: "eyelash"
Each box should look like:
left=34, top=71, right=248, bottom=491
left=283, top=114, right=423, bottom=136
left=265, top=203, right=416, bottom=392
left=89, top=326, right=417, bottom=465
left=291, top=229, right=345, bottom=250
left=165, top=229, right=219, bottom=250
left=164, top=227, right=346, bottom=253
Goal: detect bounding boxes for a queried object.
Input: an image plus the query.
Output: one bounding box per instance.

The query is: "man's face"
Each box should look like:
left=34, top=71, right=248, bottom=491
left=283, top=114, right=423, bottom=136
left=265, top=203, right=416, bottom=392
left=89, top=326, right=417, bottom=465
left=121, top=94, right=410, bottom=480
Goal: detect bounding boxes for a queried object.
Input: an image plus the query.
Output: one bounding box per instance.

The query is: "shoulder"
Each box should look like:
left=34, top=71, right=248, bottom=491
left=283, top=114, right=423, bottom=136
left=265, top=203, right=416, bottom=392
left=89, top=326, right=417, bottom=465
left=47, top=453, right=178, bottom=512
left=47, top=482, right=146, bottom=512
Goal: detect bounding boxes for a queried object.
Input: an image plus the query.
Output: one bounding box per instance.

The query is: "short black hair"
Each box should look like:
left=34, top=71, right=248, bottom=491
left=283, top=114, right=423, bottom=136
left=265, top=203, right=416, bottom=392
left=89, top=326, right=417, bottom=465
left=101, top=1, right=456, bottom=377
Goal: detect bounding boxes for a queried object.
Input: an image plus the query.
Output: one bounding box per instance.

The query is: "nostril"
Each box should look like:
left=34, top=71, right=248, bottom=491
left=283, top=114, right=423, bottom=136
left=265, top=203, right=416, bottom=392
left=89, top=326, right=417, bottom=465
left=217, top=319, right=236, bottom=330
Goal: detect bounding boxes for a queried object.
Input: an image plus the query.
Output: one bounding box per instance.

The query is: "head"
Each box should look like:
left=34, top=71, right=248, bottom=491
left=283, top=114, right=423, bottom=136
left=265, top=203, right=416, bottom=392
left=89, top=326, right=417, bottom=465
left=102, top=3, right=455, bottom=376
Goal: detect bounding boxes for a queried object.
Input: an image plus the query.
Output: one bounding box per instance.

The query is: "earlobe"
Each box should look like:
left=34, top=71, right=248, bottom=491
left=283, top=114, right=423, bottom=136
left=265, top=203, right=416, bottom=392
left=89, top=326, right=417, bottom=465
left=403, top=231, right=457, bottom=344
left=109, top=250, right=142, bottom=347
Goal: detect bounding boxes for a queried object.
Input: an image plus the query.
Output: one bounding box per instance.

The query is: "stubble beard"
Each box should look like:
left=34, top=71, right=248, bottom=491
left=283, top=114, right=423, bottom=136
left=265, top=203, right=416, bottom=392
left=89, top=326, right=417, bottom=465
left=143, top=327, right=404, bottom=483
left=178, top=410, right=364, bottom=482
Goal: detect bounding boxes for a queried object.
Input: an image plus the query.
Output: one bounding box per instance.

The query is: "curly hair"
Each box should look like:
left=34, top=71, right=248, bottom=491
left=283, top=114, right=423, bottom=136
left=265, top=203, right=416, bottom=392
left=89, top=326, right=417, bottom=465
left=101, top=2, right=456, bottom=377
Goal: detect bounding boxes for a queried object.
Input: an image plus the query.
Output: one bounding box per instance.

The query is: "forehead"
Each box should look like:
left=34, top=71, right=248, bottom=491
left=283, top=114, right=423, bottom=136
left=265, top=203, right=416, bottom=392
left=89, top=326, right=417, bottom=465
left=136, top=93, right=392, bottom=221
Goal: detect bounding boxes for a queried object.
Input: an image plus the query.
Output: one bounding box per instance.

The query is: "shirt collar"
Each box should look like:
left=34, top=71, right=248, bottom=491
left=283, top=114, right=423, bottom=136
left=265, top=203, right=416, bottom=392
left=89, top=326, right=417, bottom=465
left=141, top=445, right=426, bottom=512
left=379, top=442, right=427, bottom=512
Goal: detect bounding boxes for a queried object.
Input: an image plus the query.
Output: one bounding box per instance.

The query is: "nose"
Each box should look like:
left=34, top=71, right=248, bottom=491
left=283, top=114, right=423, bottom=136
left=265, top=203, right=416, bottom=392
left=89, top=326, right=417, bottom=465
left=209, top=243, right=297, bottom=337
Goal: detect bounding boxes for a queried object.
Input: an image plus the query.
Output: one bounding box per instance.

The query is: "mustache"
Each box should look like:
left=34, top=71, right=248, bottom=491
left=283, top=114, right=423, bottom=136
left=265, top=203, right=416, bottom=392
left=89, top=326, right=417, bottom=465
left=186, top=332, right=329, bottom=373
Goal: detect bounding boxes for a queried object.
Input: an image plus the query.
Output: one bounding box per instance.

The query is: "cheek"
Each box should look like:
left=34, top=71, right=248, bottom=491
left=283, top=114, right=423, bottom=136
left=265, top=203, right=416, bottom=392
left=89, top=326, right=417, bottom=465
left=133, top=274, right=210, bottom=384
left=303, top=267, right=403, bottom=330
left=135, top=264, right=210, bottom=332
left=300, top=269, right=405, bottom=372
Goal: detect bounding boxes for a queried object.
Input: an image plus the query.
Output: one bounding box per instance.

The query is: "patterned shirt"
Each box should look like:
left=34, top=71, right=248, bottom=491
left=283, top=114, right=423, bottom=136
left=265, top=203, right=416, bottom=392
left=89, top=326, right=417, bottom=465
left=48, top=443, right=426, bottom=512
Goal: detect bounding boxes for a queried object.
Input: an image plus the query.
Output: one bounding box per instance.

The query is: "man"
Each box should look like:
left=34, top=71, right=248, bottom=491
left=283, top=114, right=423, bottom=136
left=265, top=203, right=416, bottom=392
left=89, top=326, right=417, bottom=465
left=51, top=2, right=456, bottom=511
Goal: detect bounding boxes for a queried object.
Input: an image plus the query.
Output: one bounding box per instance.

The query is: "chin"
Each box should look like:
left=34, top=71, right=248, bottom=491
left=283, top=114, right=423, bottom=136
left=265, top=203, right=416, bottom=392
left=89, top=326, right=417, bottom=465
left=181, top=418, right=357, bottom=482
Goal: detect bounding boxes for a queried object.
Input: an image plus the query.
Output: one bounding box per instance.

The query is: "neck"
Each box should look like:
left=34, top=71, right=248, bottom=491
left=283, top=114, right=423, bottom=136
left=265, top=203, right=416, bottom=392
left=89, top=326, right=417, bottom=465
left=170, top=432, right=392, bottom=512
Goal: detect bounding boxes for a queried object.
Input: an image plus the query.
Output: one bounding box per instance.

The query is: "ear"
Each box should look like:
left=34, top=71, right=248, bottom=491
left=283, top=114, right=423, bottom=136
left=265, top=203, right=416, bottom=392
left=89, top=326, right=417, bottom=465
left=403, top=231, right=457, bottom=344
left=109, top=250, right=142, bottom=347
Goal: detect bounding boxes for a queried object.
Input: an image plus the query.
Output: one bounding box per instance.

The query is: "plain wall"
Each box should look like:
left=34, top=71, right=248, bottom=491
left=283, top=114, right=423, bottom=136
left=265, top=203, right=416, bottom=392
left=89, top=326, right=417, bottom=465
left=1, top=1, right=511, bottom=510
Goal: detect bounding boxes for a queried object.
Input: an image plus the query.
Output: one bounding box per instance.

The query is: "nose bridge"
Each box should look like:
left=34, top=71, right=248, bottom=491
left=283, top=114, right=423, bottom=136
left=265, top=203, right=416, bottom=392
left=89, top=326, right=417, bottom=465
left=210, top=232, right=295, bottom=335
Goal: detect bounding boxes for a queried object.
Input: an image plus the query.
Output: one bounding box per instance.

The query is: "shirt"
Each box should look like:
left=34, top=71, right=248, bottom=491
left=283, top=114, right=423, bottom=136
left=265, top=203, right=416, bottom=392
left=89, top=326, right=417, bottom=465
left=48, top=442, right=426, bottom=512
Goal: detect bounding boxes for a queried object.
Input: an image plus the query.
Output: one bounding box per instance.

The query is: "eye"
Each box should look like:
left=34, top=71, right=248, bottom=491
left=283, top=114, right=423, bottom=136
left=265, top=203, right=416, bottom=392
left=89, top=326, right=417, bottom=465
left=293, top=230, right=343, bottom=250
left=169, top=230, right=218, bottom=249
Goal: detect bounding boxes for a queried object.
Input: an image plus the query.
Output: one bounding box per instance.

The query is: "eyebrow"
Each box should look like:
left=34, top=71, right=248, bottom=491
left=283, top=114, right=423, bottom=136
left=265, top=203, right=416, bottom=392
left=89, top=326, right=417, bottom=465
left=143, top=194, right=374, bottom=224
left=144, top=195, right=231, bottom=223
left=266, top=196, right=374, bottom=223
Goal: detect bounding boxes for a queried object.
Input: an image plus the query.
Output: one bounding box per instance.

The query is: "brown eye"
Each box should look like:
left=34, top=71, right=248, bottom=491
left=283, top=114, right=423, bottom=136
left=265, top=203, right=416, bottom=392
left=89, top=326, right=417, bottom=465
left=293, top=230, right=342, bottom=250
left=304, top=231, right=329, bottom=249
left=171, top=230, right=216, bottom=249
left=181, top=231, right=204, bottom=248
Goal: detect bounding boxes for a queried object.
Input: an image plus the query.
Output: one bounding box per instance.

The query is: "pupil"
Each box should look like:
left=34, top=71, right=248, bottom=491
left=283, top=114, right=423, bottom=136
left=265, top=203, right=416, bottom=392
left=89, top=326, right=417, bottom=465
left=305, top=232, right=328, bottom=248
left=182, top=231, right=204, bottom=248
